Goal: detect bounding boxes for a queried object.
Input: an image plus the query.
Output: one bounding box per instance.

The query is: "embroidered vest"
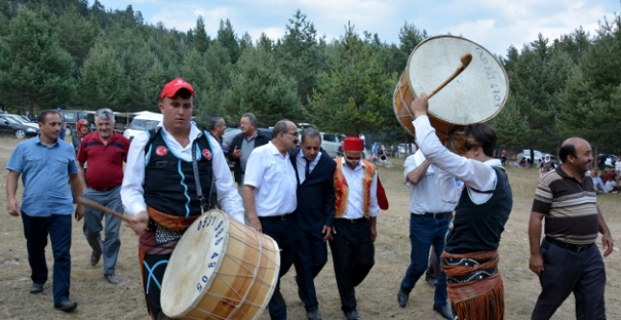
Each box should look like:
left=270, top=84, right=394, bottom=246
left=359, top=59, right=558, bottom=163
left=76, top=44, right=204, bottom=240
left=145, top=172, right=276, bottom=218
left=333, top=158, right=376, bottom=218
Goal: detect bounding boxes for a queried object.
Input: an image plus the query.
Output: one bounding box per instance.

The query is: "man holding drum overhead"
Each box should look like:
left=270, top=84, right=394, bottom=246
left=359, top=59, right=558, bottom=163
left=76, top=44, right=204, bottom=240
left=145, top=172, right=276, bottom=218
left=121, top=77, right=245, bottom=319
left=409, top=93, right=513, bottom=320
left=244, top=119, right=299, bottom=320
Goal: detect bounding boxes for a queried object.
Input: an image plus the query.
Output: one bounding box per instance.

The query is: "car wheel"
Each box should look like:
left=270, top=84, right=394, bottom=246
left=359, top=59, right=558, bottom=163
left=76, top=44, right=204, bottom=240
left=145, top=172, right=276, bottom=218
left=15, top=129, right=25, bottom=139
left=65, top=127, right=72, bottom=137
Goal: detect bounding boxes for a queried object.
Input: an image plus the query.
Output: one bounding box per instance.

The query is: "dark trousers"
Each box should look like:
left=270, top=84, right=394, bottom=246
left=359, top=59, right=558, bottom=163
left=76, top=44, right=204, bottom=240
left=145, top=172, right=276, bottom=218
left=294, top=229, right=328, bottom=312
left=142, top=253, right=171, bottom=319
left=531, top=238, right=606, bottom=320
left=260, top=214, right=297, bottom=320
left=329, top=218, right=375, bottom=313
left=21, top=213, right=72, bottom=305
left=399, top=214, right=450, bottom=307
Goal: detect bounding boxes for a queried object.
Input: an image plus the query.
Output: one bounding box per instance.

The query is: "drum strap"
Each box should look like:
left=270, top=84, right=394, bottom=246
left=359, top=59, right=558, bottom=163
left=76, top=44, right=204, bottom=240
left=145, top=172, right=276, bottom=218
left=191, top=134, right=214, bottom=212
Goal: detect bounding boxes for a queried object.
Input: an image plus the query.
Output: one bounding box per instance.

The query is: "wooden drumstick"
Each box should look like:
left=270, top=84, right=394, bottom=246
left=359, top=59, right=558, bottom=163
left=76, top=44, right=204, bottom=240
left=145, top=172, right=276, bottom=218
left=79, top=198, right=132, bottom=223
left=427, top=53, right=473, bottom=99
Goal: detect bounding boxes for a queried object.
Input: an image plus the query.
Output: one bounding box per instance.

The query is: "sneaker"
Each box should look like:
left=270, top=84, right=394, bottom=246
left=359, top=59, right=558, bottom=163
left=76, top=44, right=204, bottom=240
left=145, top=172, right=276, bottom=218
left=104, top=274, right=118, bottom=284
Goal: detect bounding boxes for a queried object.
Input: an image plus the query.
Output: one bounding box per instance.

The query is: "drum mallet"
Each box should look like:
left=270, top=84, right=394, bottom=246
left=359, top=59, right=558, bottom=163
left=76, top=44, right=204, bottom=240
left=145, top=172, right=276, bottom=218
left=79, top=198, right=132, bottom=223
left=427, top=53, right=473, bottom=99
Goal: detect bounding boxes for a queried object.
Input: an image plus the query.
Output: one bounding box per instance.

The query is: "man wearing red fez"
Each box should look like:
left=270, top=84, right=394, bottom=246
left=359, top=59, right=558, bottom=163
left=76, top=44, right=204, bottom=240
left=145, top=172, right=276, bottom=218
left=330, top=136, right=380, bottom=320
left=121, top=77, right=245, bottom=319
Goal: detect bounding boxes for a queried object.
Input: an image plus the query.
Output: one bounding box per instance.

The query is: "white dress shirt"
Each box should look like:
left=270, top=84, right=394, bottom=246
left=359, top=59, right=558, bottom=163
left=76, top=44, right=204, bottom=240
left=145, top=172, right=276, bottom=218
left=244, top=141, right=297, bottom=217
left=339, top=160, right=380, bottom=219
left=404, top=151, right=455, bottom=214
left=296, top=150, right=321, bottom=184
left=413, top=115, right=501, bottom=205
left=120, top=123, right=245, bottom=224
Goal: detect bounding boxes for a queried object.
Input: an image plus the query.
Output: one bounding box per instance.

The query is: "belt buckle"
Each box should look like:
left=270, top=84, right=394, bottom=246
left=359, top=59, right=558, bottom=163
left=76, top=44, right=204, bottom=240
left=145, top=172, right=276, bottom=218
left=280, top=214, right=287, bottom=221
left=350, top=219, right=357, bottom=224
left=576, top=245, right=585, bottom=253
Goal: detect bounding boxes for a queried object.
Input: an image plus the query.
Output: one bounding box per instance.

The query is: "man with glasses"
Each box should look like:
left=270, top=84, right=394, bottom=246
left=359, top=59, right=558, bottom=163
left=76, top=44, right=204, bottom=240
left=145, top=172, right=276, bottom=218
left=244, top=120, right=299, bottom=320
left=77, top=108, right=130, bottom=285
left=330, top=137, right=380, bottom=320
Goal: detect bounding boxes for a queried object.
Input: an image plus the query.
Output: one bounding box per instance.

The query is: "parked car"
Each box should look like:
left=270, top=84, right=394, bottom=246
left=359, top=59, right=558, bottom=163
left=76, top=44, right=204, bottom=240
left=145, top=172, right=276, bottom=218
left=122, top=111, right=163, bottom=140
left=517, top=149, right=543, bottom=164
left=58, top=110, right=95, bottom=136
left=321, top=133, right=346, bottom=158
left=0, top=115, right=39, bottom=139
left=598, top=154, right=617, bottom=167
left=4, top=114, right=38, bottom=129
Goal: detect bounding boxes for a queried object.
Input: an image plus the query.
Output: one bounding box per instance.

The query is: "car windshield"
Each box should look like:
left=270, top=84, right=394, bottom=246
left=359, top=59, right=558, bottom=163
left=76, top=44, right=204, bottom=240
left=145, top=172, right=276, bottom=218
left=8, top=115, right=30, bottom=123
left=2, top=116, right=20, bottom=124
left=128, top=119, right=160, bottom=131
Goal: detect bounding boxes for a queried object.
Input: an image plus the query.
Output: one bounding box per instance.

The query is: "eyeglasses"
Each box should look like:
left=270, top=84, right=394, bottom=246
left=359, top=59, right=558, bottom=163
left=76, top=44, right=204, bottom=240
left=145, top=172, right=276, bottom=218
left=345, top=156, right=361, bottom=163
left=286, top=131, right=298, bottom=137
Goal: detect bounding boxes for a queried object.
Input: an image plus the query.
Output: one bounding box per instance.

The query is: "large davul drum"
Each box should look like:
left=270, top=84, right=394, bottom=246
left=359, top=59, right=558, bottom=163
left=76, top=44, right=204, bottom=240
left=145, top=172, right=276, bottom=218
left=161, top=209, right=280, bottom=319
left=393, top=35, right=509, bottom=140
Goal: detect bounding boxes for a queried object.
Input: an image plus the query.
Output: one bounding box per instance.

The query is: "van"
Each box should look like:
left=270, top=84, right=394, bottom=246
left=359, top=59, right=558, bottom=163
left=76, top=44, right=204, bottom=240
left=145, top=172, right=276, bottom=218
left=123, top=111, right=163, bottom=140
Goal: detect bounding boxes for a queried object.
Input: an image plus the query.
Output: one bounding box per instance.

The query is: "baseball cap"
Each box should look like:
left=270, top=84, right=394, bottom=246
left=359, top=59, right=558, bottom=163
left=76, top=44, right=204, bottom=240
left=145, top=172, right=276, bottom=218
left=160, top=77, right=195, bottom=100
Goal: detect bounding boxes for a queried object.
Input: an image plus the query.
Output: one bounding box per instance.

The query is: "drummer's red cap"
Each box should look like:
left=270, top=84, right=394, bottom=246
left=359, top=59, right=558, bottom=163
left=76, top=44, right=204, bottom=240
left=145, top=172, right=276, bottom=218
left=343, top=137, right=364, bottom=151
left=160, top=77, right=195, bottom=100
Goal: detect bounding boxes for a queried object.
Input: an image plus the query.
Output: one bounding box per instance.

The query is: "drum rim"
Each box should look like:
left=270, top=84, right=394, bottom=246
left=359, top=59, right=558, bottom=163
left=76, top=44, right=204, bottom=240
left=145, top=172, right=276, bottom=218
left=404, top=34, right=509, bottom=125
left=392, top=71, right=416, bottom=137
left=161, top=209, right=232, bottom=317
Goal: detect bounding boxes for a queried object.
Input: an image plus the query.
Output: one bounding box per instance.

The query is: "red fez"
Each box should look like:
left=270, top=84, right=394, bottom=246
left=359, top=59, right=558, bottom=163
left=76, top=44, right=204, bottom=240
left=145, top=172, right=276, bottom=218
left=343, top=137, right=364, bottom=151
left=160, top=77, right=195, bottom=100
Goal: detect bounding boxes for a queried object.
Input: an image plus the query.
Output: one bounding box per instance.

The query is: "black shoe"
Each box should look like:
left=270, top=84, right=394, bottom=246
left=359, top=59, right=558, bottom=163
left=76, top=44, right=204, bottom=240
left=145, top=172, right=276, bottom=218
left=433, top=304, right=453, bottom=320
left=54, top=300, right=78, bottom=312
left=344, top=310, right=361, bottom=320
left=425, top=276, right=438, bottom=287
left=397, top=288, right=409, bottom=308
left=90, top=251, right=101, bottom=267
left=306, top=310, right=322, bottom=320
left=30, top=283, right=43, bottom=294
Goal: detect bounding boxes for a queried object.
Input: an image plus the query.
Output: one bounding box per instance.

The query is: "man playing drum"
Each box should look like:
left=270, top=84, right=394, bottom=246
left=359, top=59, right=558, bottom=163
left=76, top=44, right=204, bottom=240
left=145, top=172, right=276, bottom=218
left=244, top=119, right=299, bottom=320
left=409, top=93, right=513, bottom=320
left=121, top=78, right=245, bottom=319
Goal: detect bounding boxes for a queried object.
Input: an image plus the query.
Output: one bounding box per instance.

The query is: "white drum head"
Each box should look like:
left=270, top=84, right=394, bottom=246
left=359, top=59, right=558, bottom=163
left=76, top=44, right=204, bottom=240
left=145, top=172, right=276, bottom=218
left=161, top=210, right=230, bottom=318
left=407, top=35, right=509, bottom=125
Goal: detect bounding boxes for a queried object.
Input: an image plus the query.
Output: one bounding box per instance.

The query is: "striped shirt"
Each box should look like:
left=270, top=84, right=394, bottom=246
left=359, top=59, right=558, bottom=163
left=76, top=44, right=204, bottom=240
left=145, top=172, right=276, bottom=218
left=532, top=167, right=599, bottom=245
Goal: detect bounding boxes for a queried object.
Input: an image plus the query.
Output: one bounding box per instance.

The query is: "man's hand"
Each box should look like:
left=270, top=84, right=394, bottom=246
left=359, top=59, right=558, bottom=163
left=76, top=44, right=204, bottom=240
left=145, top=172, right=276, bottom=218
left=7, top=198, right=20, bottom=217
left=75, top=203, right=85, bottom=221
left=322, top=225, right=333, bottom=242
left=529, top=253, right=544, bottom=276
left=408, top=92, right=429, bottom=119
left=127, top=210, right=149, bottom=235
left=248, top=216, right=262, bottom=233
left=602, top=232, right=614, bottom=257
left=233, top=146, right=242, bottom=160
left=371, top=225, right=378, bottom=242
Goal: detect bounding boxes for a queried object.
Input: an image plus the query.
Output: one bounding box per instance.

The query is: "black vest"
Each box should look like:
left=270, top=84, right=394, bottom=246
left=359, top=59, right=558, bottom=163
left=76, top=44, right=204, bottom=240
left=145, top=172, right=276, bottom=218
left=444, top=166, right=512, bottom=254
left=143, top=129, right=217, bottom=217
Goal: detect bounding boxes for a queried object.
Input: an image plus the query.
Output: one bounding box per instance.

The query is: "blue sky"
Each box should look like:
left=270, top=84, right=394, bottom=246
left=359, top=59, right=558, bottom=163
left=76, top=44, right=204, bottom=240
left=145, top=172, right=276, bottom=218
left=96, top=0, right=618, bottom=57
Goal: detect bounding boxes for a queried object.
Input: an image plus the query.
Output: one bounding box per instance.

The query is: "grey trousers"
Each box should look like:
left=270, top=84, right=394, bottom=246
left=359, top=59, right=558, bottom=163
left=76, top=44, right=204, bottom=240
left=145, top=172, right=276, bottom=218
left=82, top=186, right=123, bottom=275
left=531, top=238, right=606, bottom=320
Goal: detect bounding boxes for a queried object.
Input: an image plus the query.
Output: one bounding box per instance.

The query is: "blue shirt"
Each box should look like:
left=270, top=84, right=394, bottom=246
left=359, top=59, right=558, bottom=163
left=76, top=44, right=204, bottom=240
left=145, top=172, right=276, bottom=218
left=6, top=136, right=78, bottom=217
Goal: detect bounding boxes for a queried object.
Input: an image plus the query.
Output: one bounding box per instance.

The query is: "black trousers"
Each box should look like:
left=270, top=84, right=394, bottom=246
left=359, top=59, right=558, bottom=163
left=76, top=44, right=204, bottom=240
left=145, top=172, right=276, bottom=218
left=294, top=228, right=328, bottom=312
left=329, top=218, right=375, bottom=313
left=142, top=253, right=171, bottom=319
left=260, top=213, right=297, bottom=320
left=531, top=238, right=606, bottom=320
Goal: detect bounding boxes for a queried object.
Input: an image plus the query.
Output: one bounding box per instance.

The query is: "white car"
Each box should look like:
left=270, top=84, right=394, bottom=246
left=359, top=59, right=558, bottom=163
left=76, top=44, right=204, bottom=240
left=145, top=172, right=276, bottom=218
left=123, top=111, right=163, bottom=140
left=320, top=133, right=345, bottom=158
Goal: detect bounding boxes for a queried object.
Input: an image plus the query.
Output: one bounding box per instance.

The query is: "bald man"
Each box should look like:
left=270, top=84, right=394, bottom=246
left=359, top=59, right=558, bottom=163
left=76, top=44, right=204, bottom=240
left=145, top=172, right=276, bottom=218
left=529, top=137, right=614, bottom=320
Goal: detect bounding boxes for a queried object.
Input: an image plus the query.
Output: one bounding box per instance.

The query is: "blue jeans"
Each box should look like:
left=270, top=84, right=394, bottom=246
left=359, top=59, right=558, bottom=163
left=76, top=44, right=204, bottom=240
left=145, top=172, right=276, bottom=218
left=22, top=213, right=72, bottom=305
left=400, top=213, right=450, bottom=307
left=82, top=186, right=123, bottom=275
